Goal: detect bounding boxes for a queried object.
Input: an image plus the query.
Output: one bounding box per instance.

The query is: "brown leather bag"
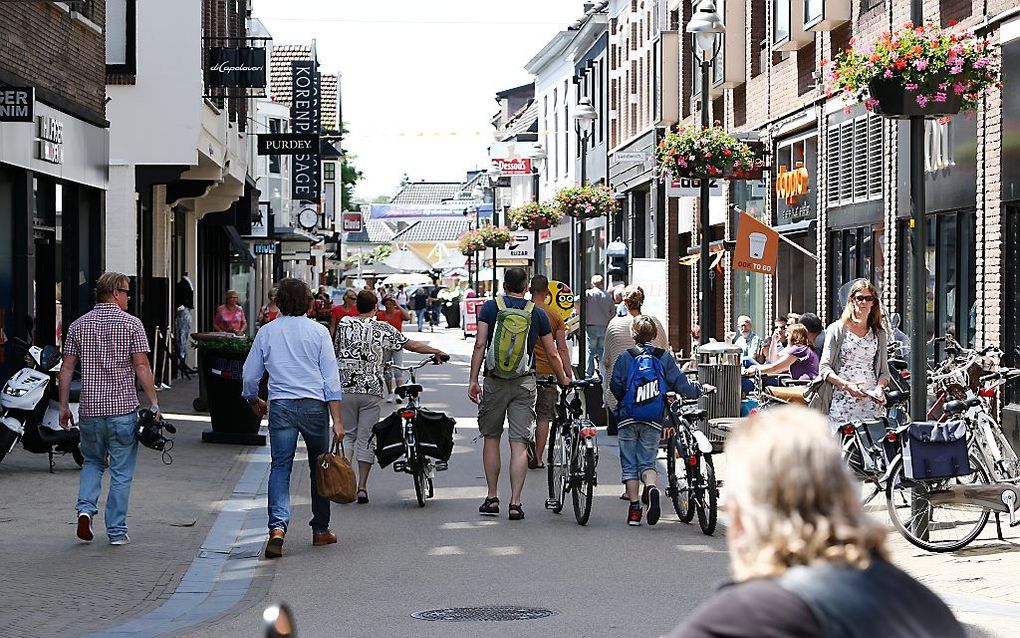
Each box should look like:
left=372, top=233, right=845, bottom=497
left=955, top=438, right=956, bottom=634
left=316, top=439, right=357, bottom=504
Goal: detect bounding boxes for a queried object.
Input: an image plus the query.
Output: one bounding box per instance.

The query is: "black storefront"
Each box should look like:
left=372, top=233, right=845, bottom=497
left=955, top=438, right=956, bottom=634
left=0, top=99, right=106, bottom=381
left=1000, top=35, right=1020, bottom=422
left=773, top=129, right=818, bottom=318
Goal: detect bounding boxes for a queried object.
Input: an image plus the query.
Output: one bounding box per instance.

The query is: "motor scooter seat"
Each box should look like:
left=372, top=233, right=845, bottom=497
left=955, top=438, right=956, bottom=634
left=36, top=426, right=79, bottom=446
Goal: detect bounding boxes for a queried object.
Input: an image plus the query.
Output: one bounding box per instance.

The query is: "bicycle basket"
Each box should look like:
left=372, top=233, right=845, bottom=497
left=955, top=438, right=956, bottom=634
left=371, top=411, right=404, bottom=468
left=902, top=421, right=971, bottom=480
left=414, top=409, right=456, bottom=462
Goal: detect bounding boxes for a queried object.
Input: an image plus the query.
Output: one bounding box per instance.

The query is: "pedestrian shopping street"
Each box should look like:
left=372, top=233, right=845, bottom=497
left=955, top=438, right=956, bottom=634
left=0, top=328, right=1018, bottom=638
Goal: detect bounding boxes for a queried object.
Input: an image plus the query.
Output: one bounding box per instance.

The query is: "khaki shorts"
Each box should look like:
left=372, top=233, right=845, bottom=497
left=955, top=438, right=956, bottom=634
left=477, top=374, right=537, bottom=443
left=535, top=382, right=558, bottom=422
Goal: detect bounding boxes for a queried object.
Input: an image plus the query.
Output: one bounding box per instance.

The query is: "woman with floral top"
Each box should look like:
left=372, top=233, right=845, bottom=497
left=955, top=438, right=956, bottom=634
left=213, top=290, right=247, bottom=335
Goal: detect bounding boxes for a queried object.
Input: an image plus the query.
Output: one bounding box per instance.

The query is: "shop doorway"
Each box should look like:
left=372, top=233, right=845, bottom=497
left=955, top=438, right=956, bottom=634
left=1005, top=204, right=1020, bottom=404
left=828, top=223, right=886, bottom=319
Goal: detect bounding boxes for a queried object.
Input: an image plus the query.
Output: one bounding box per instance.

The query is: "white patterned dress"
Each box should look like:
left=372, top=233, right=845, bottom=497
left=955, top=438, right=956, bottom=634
left=828, top=329, right=881, bottom=429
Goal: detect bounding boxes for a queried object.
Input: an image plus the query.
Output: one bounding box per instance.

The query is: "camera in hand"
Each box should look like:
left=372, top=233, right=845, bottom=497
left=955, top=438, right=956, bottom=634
left=136, top=408, right=177, bottom=464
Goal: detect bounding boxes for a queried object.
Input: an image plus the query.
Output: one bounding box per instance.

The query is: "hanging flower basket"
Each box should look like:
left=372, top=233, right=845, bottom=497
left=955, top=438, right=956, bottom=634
left=656, top=126, right=758, bottom=181
left=476, top=225, right=514, bottom=248
left=552, top=184, right=620, bottom=221
left=507, top=201, right=562, bottom=230
left=457, top=230, right=485, bottom=256
left=825, top=21, right=1001, bottom=118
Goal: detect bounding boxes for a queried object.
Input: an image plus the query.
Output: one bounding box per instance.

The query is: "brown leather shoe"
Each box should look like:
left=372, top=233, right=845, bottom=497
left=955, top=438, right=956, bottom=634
left=265, top=528, right=285, bottom=558
left=312, top=530, right=337, bottom=546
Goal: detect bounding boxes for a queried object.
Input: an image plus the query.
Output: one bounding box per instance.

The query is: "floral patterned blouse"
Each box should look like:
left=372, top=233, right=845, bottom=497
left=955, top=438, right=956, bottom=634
left=828, top=328, right=881, bottom=429
left=214, top=304, right=247, bottom=333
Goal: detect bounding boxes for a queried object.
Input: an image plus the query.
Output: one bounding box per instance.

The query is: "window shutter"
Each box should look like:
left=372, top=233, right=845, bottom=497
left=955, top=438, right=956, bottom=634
left=867, top=115, right=883, bottom=199
left=852, top=117, right=869, bottom=201
left=839, top=121, right=853, bottom=203
left=826, top=124, right=841, bottom=205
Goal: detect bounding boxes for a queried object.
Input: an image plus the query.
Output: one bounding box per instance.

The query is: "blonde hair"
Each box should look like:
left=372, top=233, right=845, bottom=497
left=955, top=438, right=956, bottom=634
left=621, top=285, right=645, bottom=311
left=787, top=323, right=808, bottom=346
left=630, top=315, right=658, bottom=344
left=725, top=407, right=887, bottom=581
left=95, top=272, right=129, bottom=303
left=839, top=279, right=884, bottom=329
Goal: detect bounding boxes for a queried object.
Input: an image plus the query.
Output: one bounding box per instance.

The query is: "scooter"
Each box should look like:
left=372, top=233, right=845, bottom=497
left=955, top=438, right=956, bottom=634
left=0, top=338, right=83, bottom=471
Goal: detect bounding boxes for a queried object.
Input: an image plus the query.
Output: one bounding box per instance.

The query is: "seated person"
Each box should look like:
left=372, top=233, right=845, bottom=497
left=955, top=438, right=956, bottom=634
left=742, top=323, right=820, bottom=382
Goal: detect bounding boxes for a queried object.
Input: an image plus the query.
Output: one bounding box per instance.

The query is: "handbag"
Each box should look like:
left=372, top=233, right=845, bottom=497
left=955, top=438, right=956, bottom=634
left=901, top=421, right=971, bottom=480
left=316, top=439, right=357, bottom=504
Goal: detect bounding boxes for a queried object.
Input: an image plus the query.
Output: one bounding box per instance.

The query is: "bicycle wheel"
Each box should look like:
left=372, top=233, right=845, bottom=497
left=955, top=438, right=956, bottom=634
left=667, top=431, right=692, bottom=522
left=695, top=455, right=718, bottom=535
left=547, top=423, right=559, bottom=500
left=885, top=456, right=990, bottom=552
left=409, top=450, right=427, bottom=507
left=573, top=447, right=596, bottom=526
left=550, top=431, right=568, bottom=514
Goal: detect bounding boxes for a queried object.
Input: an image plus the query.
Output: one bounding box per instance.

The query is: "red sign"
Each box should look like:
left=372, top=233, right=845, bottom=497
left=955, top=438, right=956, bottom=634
left=495, top=158, right=533, bottom=176
left=463, top=298, right=486, bottom=335
left=342, top=212, right=363, bottom=232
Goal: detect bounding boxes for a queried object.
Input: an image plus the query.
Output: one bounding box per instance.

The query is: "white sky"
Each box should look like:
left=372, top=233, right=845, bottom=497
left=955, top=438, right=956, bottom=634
left=254, top=0, right=587, bottom=202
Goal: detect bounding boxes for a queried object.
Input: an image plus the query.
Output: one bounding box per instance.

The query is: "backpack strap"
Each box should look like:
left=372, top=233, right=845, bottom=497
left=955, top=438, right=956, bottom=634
left=496, top=295, right=507, bottom=311
left=524, top=300, right=535, bottom=314
left=627, top=346, right=644, bottom=358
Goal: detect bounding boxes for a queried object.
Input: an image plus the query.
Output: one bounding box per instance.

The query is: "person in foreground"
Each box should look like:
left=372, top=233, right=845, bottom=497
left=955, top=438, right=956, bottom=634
left=610, top=316, right=704, bottom=527
left=242, top=278, right=345, bottom=559
left=670, top=406, right=964, bottom=638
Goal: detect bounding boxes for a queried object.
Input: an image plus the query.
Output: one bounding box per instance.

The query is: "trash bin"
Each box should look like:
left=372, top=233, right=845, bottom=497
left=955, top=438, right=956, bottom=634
left=193, top=334, right=266, bottom=446
left=697, top=342, right=743, bottom=450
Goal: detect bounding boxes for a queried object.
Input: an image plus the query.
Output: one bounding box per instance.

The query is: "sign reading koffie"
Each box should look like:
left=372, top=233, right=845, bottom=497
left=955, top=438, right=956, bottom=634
left=257, top=133, right=318, bottom=155
left=290, top=60, right=321, bottom=202
left=0, top=87, right=34, bottom=122
left=37, top=115, right=64, bottom=165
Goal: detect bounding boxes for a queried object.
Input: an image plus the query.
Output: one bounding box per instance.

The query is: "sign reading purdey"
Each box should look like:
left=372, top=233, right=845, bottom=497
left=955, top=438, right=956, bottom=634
left=0, top=87, right=34, bottom=122
left=290, top=60, right=321, bottom=202
left=257, top=133, right=318, bottom=155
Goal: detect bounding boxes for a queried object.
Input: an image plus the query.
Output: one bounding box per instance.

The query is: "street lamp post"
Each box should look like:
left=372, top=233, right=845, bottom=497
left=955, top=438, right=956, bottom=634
left=575, top=97, right=598, bottom=377
left=487, top=163, right=502, bottom=299
left=464, top=205, right=478, bottom=291
left=687, top=1, right=725, bottom=346
left=526, top=143, right=548, bottom=275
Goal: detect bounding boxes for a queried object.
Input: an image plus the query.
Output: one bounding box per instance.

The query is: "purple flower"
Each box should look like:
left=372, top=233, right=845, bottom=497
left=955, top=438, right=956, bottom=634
left=916, top=94, right=929, bottom=108
left=913, top=59, right=929, bottom=71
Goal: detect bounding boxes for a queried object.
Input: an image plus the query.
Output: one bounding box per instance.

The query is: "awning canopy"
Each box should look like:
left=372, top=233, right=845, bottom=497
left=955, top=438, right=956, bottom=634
left=223, top=225, right=255, bottom=267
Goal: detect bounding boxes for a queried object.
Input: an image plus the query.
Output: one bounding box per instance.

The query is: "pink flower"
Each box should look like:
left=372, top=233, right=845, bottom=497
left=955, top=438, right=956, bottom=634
left=934, top=92, right=947, bottom=103
left=916, top=94, right=929, bottom=107
left=938, top=82, right=948, bottom=90
left=953, top=81, right=966, bottom=94
left=913, top=59, right=929, bottom=71
left=950, top=65, right=964, bottom=75
left=947, top=55, right=962, bottom=67
left=883, top=68, right=894, bottom=78
left=865, top=98, right=880, bottom=110
left=905, top=83, right=919, bottom=90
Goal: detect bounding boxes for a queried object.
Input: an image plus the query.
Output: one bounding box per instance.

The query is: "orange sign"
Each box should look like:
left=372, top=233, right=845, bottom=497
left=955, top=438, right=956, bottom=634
left=776, top=161, right=809, bottom=205
left=733, top=212, right=780, bottom=275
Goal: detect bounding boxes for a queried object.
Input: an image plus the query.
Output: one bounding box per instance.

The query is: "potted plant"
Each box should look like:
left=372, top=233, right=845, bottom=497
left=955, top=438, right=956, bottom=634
left=825, top=21, right=1001, bottom=118
left=476, top=224, right=514, bottom=248
left=552, top=184, right=620, bottom=221
left=457, top=230, right=485, bottom=256
left=437, top=287, right=463, bottom=327
left=507, top=201, right=563, bottom=230
left=190, top=334, right=265, bottom=445
left=656, top=125, right=759, bottom=180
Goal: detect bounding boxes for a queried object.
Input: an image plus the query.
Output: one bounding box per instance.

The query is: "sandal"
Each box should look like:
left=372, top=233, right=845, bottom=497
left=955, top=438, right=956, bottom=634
left=479, top=496, right=500, bottom=516
left=508, top=503, right=525, bottom=521
left=356, top=488, right=369, bottom=504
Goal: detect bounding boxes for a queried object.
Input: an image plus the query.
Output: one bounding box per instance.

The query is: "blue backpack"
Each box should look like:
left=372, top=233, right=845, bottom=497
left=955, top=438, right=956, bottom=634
left=620, top=347, right=667, bottom=423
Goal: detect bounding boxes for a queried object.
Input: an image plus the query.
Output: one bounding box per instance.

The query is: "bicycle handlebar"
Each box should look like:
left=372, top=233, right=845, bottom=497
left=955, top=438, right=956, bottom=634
left=536, top=375, right=601, bottom=389
left=385, top=354, right=448, bottom=372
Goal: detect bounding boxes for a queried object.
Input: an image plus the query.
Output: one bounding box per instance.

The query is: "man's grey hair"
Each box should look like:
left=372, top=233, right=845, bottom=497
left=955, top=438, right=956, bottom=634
left=737, top=315, right=752, bottom=326
left=95, top=272, right=129, bottom=303
left=591, top=275, right=604, bottom=288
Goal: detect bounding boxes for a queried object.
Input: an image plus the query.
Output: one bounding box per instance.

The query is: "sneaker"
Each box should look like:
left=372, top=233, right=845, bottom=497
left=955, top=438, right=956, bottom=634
left=109, top=535, right=131, bottom=546
left=479, top=496, right=500, bottom=516
left=646, top=486, right=661, bottom=526
left=641, top=484, right=652, bottom=505
left=76, top=512, right=94, bottom=542
left=627, top=503, right=642, bottom=526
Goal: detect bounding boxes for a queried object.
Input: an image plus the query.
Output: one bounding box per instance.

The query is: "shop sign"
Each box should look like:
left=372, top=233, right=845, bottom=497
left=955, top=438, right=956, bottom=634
left=546, top=280, right=574, bottom=320
left=253, top=242, right=277, bottom=255
left=733, top=212, right=780, bottom=275
left=205, top=47, right=267, bottom=90
left=36, top=115, right=64, bottom=165
left=667, top=178, right=723, bottom=198
left=495, top=232, right=535, bottom=260
left=257, top=133, right=318, bottom=155
left=341, top=212, right=364, bottom=233
left=291, top=60, right=321, bottom=202
left=0, top=87, right=33, bottom=122
left=494, top=158, right=532, bottom=175
left=614, top=152, right=647, bottom=163
left=776, top=162, right=809, bottom=205
left=463, top=298, right=486, bottom=334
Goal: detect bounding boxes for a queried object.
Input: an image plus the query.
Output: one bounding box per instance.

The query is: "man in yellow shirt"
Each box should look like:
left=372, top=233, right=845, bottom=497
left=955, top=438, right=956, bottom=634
left=529, top=275, right=573, bottom=469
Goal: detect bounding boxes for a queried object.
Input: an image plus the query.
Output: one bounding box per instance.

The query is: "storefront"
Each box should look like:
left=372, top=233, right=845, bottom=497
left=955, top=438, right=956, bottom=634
left=773, top=131, right=818, bottom=318
left=730, top=178, right=767, bottom=332
left=0, top=98, right=107, bottom=379
left=609, top=130, right=662, bottom=285
left=824, top=106, right=886, bottom=318
left=897, top=114, right=978, bottom=353
left=1003, top=33, right=1020, bottom=412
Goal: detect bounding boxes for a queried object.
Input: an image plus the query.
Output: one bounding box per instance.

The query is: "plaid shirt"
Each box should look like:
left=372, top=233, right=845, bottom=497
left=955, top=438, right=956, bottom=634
left=64, top=303, right=150, bottom=418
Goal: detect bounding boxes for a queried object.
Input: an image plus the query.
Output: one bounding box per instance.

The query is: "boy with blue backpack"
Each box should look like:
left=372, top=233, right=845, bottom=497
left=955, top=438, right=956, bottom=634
left=610, top=315, right=707, bottom=526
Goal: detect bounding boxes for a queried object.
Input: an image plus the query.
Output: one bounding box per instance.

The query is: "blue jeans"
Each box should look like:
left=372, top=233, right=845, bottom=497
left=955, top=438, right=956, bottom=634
left=77, top=413, right=139, bottom=540
left=268, top=399, right=331, bottom=534
left=585, top=325, right=607, bottom=377
left=416, top=307, right=426, bottom=331
left=618, top=421, right=661, bottom=483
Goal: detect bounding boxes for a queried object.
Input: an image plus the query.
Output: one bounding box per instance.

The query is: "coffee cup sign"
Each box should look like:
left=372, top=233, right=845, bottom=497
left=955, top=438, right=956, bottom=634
left=733, top=212, right=779, bottom=275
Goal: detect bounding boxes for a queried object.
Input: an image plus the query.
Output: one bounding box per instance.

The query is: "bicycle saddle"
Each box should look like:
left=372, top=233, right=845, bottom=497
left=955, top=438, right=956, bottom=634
left=943, top=397, right=981, bottom=414
left=884, top=389, right=908, bottom=404
left=765, top=385, right=808, bottom=405
left=396, top=384, right=423, bottom=399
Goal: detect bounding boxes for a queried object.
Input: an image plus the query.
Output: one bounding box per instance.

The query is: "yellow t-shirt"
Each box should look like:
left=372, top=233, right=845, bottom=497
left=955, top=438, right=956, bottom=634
left=534, top=300, right=566, bottom=375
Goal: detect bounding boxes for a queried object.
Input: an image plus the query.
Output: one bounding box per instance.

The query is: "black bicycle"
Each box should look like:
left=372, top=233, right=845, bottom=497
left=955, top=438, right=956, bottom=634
left=384, top=354, right=450, bottom=507
left=664, top=391, right=718, bottom=535
left=541, top=376, right=602, bottom=525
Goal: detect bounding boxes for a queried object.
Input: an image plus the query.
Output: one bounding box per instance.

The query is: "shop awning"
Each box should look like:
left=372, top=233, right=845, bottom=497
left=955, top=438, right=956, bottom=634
left=773, top=219, right=816, bottom=235
left=223, top=226, right=255, bottom=267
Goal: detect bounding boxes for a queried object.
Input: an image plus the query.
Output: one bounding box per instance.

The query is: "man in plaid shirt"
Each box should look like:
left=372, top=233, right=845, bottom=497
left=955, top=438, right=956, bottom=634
left=58, top=272, right=160, bottom=545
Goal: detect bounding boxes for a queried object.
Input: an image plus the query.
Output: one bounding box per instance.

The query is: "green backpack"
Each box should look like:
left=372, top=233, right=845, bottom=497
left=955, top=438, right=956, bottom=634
left=485, top=296, right=535, bottom=378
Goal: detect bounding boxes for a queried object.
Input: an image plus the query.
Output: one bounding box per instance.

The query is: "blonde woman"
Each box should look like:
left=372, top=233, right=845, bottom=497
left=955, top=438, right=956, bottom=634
left=671, top=407, right=963, bottom=637
left=808, top=279, right=891, bottom=429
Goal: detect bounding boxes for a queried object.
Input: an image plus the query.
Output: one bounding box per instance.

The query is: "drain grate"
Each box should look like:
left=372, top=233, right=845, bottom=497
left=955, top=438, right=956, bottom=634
left=410, top=606, right=558, bottom=622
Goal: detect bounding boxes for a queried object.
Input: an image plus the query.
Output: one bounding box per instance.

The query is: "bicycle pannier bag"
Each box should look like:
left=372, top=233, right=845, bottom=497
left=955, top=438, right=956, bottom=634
left=371, top=411, right=404, bottom=468
left=316, top=439, right=357, bottom=504
left=415, top=409, right=456, bottom=461
left=902, top=421, right=971, bottom=480
left=485, top=296, right=534, bottom=378
left=619, top=347, right=667, bottom=424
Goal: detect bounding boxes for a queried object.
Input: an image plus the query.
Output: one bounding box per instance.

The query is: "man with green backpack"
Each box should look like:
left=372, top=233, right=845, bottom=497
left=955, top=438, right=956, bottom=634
left=468, top=268, right=570, bottom=521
